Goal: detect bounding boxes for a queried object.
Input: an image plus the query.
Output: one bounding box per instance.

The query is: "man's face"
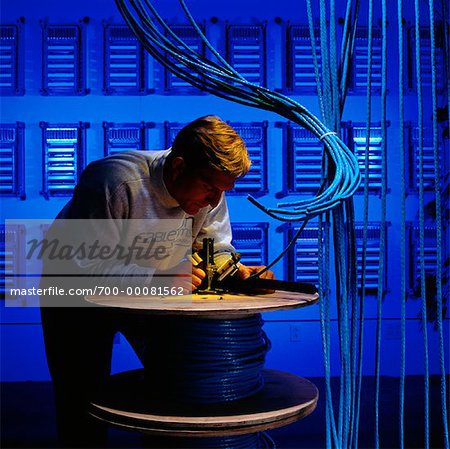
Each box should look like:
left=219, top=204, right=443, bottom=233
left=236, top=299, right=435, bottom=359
left=171, top=160, right=237, bottom=215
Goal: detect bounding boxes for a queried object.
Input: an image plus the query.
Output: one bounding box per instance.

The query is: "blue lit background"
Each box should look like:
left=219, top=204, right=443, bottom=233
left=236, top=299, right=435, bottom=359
left=0, top=0, right=448, bottom=382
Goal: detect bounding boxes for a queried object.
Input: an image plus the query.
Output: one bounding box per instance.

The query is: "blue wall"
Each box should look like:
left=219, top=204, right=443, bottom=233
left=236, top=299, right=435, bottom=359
left=0, top=0, right=448, bottom=381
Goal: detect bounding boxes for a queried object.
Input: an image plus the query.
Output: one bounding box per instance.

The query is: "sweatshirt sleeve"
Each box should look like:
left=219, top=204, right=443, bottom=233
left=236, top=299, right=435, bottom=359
left=51, top=164, right=159, bottom=290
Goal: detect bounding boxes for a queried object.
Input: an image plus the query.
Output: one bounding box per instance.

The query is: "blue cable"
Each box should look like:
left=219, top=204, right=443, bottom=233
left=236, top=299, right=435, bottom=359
left=414, top=0, right=431, bottom=446
left=319, top=0, right=332, bottom=126
left=345, top=198, right=358, bottom=449
left=339, top=0, right=353, bottom=106
left=323, top=214, right=334, bottom=449
left=428, top=0, right=449, bottom=446
left=178, top=0, right=246, bottom=82
left=329, top=0, right=339, bottom=131
left=306, top=0, right=326, bottom=120
left=341, top=209, right=351, bottom=449
left=319, top=210, right=340, bottom=449
left=351, top=3, right=373, bottom=447
left=174, top=432, right=275, bottom=448
left=260, top=432, right=276, bottom=448
left=374, top=1, right=388, bottom=447
left=446, top=0, right=450, bottom=154
left=145, top=315, right=270, bottom=404
left=339, top=0, right=360, bottom=112
left=335, top=205, right=351, bottom=449
left=304, top=2, right=361, bottom=447
left=318, top=216, right=338, bottom=449
left=397, top=1, right=406, bottom=448
left=316, top=3, right=345, bottom=447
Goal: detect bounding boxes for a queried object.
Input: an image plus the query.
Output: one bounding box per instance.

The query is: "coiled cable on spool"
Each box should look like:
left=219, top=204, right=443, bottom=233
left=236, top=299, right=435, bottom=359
left=151, top=432, right=275, bottom=449
left=143, top=315, right=271, bottom=404
left=184, top=432, right=275, bottom=448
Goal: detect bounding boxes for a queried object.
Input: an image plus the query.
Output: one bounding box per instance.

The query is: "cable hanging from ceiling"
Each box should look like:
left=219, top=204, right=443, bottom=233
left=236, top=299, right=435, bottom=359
left=113, top=3, right=362, bottom=449
left=114, top=0, right=361, bottom=224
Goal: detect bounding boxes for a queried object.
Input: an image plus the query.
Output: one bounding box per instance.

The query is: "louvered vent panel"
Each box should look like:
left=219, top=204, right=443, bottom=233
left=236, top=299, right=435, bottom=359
left=409, top=225, right=437, bottom=295
left=226, top=25, right=265, bottom=86
left=41, top=123, right=87, bottom=198
left=288, top=125, right=323, bottom=193
left=350, top=124, right=383, bottom=193
left=409, top=125, right=441, bottom=191
left=229, top=122, right=267, bottom=193
left=0, top=25, right=22, bottom=95
left=164, top=122, right=185, bottom=148
left=354, top=223, right=386, bottom=293
left=287, top=25, right=321, bottom=92
left=0, top=224, right=25, bottom=297
left=103, top=122, right=146, bottom=155
left=42, top=24, right=85, bottom=95
left=408, top=27, right=445, bottom=93
left=350, top=27, right=382, bottom=93
left=0, top=123, right=25, bottom=198
left=104, top=25, right=146, bottom=94
left=231, top=223, right=268, bottom=266
left=287, top=226, right=323, bottom=284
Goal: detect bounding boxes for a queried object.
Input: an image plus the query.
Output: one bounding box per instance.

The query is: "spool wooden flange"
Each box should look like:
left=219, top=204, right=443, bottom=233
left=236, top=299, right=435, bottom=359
left=90, top=368, right=318, bottom=437
left=85, top=290, right=319, bottom=319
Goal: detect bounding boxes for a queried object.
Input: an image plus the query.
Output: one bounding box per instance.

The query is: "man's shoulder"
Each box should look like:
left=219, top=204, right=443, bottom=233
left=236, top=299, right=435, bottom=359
left=81, top=150, right=166, bottom=189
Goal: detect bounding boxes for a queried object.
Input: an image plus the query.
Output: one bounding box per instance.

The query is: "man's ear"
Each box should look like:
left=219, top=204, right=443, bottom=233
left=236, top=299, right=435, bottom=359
left=170, top=156, right=185, bottom=181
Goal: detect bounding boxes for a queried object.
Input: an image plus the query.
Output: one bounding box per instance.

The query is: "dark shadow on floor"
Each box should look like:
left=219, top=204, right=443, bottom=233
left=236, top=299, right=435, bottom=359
left=2, top=376, right=448, bottom=448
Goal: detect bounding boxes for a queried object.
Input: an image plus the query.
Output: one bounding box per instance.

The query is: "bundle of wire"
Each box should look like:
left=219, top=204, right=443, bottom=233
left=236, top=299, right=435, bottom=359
left=142, top=314, right=274, bottom=448
left=195, top=433, right=275, bottom=449
left=114, top=0, right=361, bottom=223
left=151, top=432, right=275, bottom=449
left=144, top=315, right=270, bottom=404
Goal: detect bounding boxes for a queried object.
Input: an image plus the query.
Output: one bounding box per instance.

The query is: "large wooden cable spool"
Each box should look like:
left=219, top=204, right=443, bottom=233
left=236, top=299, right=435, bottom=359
left=86, top=291, right=319, bottom=443
left=85, top=291, right=318, bottom=318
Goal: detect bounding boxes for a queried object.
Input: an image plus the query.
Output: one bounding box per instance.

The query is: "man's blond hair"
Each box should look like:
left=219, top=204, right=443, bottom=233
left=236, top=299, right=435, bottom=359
left=171, top=115, right=251, bottom=178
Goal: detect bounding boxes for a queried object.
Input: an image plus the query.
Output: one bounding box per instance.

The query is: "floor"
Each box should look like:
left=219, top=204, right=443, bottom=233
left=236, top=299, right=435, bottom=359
left=1, top=376, right=448, bottom=449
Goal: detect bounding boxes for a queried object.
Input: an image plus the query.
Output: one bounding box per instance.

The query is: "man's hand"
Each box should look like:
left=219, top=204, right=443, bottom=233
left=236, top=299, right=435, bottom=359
left=237, top=265, right=276, bottom=294
left=156, top=261, right=206, bottom=294
left=191, top=265, right=206, bottom=290
left=238, top=265, right=275, bottom=281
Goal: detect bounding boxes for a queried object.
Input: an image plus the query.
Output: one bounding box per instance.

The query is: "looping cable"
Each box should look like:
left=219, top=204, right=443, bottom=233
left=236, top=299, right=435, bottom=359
left=114, top=0, right=361, bottom=225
